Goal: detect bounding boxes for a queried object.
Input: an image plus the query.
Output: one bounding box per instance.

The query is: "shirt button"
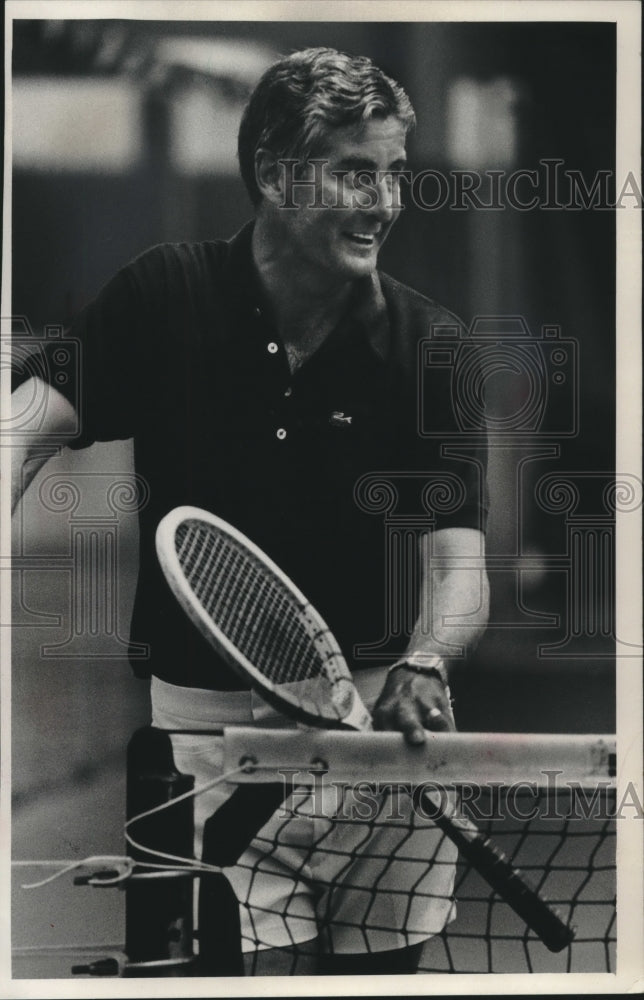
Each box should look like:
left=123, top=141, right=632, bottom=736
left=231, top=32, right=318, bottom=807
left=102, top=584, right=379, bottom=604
left=276, top=428, right=287, bottom=440
left=267, top=342, right=278, bottom=354
left=254, top=306, right=262, bottom=317
left=284, top=387, right=292, bottom=398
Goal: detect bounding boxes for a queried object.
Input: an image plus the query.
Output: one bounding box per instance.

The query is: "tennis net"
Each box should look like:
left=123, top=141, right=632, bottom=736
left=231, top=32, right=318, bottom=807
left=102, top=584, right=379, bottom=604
left=125, top=728, right=616, bottom=977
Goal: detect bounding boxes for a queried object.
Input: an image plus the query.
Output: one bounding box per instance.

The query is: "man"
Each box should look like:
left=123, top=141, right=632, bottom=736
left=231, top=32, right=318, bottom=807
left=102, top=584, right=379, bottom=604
left=12, top=47, right=489, bottom=975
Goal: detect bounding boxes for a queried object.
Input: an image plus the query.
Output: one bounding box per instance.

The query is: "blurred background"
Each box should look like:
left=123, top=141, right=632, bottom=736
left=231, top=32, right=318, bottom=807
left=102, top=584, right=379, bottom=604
left=10, top=17, right=621, bottom=975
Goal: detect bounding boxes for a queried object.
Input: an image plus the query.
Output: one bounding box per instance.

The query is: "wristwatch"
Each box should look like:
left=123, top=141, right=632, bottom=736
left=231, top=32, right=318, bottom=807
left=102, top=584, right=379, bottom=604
left=387, top=654, right=449, bottom=688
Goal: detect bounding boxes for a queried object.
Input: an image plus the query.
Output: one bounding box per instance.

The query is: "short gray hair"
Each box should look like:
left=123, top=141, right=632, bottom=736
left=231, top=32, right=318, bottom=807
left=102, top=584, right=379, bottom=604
left=238, top=47, right=415, bottom=205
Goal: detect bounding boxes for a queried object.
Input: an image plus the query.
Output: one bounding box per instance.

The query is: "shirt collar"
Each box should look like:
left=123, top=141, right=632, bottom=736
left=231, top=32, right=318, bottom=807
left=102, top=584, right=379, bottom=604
left=224, top=220, right=391, bottom=362
left=347, top=271, right=390, bottom=361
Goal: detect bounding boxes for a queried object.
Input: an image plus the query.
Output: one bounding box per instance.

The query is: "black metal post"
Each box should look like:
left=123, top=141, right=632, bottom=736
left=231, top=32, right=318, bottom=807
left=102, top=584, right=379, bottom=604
left=123, top=726, right=197, bottom=977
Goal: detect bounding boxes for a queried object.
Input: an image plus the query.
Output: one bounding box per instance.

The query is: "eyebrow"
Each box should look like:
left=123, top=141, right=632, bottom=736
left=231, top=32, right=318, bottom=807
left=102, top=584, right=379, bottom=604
left=333, top=155, right=408, bottom=172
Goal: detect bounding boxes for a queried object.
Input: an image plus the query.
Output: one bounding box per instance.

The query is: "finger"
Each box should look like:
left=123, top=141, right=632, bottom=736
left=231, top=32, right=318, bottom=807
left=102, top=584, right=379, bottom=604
left=392, top=703, right=426, bottom=745
left=424, top=706, right=453, bottom=733
left=371, top=698, right=399, bottom=730
left=372, top=700, right=425, bottom=744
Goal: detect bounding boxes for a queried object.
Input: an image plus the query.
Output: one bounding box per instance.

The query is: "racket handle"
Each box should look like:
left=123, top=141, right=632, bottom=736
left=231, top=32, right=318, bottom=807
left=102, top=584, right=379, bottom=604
left=421, top=790, right=575, bottom=952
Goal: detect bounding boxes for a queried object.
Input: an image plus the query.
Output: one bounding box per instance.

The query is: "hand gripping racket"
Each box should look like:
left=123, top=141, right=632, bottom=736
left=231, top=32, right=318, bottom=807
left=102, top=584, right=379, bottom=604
left=155, top=505, right=575, bottom=953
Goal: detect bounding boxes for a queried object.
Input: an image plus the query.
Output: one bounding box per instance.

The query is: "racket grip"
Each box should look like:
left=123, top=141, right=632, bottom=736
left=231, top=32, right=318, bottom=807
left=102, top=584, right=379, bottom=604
left=448, top=823, right=574, bottom=952
left=423, top=793, right=575, bottom=953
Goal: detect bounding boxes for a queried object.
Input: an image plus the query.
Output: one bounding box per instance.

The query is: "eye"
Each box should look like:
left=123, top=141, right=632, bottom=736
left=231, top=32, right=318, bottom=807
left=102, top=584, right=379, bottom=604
left=353, top=169, right=377, bottom=187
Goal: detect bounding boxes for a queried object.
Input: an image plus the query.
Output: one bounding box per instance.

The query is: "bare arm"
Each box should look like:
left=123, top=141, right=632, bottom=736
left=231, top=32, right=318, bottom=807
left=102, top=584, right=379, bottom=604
left=11, top=377, right=79, bottom=512
left=373, top=526, right=489, bottom=744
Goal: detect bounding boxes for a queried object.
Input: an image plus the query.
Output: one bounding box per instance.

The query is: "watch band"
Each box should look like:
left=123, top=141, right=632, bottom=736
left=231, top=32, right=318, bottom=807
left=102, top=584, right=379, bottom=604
left=387, top=655, right=449, bottom=687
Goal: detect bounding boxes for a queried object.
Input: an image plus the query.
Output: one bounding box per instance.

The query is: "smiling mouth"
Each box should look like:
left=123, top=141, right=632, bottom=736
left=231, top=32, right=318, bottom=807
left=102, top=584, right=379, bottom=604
left=345, top=232, right=379, bottom=248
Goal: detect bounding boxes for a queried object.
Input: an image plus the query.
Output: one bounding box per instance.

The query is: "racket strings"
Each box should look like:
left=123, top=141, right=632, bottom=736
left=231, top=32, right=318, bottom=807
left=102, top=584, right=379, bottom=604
left=176, top=521, right=341, bottom=690
left=179, top=524, right=315, bottom=680
left=227, top=553, right=309, bottom=677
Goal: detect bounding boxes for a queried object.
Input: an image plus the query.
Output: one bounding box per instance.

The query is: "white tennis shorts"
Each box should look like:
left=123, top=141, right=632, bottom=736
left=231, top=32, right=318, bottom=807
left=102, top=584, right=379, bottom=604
left=151, top=672, right=457, bottom=955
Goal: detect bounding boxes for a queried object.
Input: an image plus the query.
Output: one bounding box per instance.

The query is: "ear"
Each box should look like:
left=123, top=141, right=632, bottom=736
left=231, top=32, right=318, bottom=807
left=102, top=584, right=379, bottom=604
left=254, top=148, right=284, bottom=207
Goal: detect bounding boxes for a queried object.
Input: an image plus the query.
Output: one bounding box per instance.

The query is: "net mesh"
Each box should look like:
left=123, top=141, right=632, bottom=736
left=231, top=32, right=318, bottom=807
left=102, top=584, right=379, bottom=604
left=419, top=788, right=616, bottom=974
left=143, top=721, right=614, bottom=980
left=175, top=519, right=348, bottom=712
left=230, top=782, right=616, bottom=976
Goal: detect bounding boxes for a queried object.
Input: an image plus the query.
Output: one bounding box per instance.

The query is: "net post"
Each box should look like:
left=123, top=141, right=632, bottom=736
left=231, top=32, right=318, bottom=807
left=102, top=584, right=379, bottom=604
left=196, top=815, right=244, bottom=976
left=123, top=726, right=197, bottom=977
left=195, top=783, right=287, bottom=975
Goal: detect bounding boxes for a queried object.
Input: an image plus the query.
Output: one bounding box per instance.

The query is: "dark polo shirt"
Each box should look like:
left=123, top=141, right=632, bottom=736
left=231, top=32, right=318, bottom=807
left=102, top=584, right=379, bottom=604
left=18, top=221, right=488, bottom=688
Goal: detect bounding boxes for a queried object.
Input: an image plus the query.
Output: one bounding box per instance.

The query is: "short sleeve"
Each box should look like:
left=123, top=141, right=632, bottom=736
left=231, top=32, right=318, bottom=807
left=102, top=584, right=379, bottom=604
left=380, top=274, right=490, bottom=535
left=12, top=249, right=161, bottom=450
left=409, top=344, right=489, bottom=534
left=394, top=401, right=490, bottom=535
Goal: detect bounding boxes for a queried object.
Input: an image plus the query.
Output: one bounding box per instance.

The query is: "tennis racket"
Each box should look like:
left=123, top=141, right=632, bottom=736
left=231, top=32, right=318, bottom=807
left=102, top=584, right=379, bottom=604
left=155, top=505, right=575, bottom=953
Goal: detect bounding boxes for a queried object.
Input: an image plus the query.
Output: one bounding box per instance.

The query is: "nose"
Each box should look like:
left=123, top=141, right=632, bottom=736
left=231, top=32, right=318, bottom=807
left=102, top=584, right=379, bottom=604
left=364, top=173, right=399, bottom=224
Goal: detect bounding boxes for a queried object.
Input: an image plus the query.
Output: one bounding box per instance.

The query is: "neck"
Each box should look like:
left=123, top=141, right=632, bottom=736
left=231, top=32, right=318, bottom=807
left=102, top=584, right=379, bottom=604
left=252, top=213, right=352, bottom=344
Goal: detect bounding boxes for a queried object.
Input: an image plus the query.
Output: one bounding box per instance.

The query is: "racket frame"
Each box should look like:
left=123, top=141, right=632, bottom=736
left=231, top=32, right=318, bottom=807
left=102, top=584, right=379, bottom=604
left=155, top=506, right=371, bottom=730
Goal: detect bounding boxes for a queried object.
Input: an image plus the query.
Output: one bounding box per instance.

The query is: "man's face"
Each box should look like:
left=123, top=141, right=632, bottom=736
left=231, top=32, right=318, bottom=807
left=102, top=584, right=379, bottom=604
left=275, top=116, right=408, bottom=283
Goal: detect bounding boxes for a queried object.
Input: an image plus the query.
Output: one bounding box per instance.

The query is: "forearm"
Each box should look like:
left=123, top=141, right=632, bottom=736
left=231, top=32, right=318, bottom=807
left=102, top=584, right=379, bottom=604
left=373, top=528, right=489, bottom=743
left=11, top=378, right=78, bottom=512
left=406, top=564, right=490, bottom=669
